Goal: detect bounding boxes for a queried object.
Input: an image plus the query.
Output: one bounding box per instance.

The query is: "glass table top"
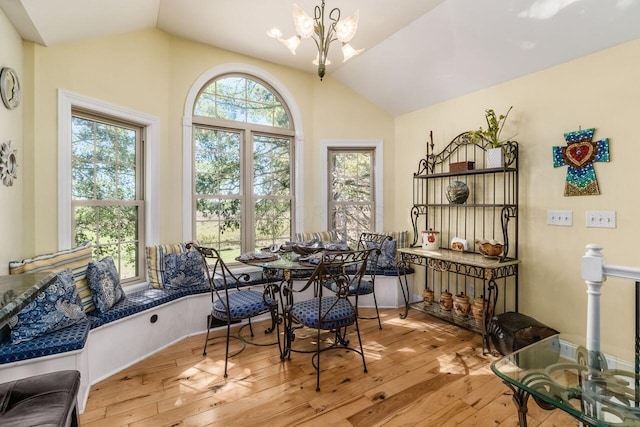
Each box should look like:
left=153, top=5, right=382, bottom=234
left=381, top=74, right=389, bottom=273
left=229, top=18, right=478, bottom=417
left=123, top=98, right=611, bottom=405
left=491, top=334, right=640, bottom=426
left=259, top=254, right=318, bottom=271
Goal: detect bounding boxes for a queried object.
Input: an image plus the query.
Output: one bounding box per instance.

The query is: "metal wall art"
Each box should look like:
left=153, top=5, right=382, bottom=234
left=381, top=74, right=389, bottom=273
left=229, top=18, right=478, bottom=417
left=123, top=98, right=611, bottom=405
left=553, top=128, right=610, bottom=196
left=0, top=140, right=17, bottom=186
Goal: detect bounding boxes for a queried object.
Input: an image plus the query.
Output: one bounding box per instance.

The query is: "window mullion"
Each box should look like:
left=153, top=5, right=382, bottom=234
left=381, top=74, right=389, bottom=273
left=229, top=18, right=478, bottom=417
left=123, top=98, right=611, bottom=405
left=244, top=130, right=254, bottom=251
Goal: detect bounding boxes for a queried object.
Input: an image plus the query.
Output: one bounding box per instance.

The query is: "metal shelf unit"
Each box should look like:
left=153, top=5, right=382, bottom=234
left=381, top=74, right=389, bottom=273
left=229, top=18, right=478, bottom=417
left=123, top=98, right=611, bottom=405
left=398, top=132, right=519, bottom=353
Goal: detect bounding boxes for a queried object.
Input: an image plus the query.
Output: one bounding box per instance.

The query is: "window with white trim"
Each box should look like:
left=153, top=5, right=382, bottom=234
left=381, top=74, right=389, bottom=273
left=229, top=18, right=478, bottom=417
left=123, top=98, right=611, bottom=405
left=328, top=148, right=375, bottom=241
left=192, top=74, right=295, bottom=262
left=70, top=110, right=145, bottom=282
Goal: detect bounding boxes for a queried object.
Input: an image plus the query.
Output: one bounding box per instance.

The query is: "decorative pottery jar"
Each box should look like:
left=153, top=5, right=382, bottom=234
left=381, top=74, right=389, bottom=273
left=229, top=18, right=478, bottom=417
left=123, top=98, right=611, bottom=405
left=453, top=293, right=470, bottom=318
left=421, top=229, right=440, bottom=250
left=445, top=180, right=469, bottom=204
left=472, top=297, right=488, bottom=322
left=422, top=288, right=434, bottom=305
left=439, top=290, right=453, bottom=311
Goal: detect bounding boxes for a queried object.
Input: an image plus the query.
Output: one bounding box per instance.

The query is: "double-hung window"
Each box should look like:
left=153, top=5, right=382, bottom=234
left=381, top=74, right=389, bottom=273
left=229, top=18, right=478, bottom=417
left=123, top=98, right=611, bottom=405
left=71, top=110, right=145, bottom=282
left=192, top=74, right=295, bottom=262
left=327, top=148, right=375, bottom=242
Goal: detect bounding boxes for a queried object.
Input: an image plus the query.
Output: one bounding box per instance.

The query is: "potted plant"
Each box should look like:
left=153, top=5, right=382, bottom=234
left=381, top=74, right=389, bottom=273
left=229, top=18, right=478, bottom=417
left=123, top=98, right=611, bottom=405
left=471, top=106, right=513, bottom=168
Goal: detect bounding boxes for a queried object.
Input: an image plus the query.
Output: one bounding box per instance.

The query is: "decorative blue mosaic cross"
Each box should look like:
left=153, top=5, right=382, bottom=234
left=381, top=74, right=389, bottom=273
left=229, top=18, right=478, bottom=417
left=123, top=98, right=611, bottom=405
left=552, top=128, right=609, bottom=196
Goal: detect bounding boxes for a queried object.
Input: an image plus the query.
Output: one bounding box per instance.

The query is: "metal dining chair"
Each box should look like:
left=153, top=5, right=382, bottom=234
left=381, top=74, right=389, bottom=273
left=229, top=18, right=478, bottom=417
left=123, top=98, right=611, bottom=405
left=322, top=233, right=391, bottom=329
left=288, top=247, right=379, bottom=391
left=192, top=243, right=278, bottom=378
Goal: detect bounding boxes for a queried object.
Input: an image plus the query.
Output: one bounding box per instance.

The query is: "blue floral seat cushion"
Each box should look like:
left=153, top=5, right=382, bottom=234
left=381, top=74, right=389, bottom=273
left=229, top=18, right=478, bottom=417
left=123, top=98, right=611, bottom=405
left=212, top=290, right=275, bottom=321
left=8, top=269, right=87, bottom=344
left=0, top=320, right=90, bottom=364
left=323, top=279, right=374, bottom=296
left=290, top=296, right=356, bottom=330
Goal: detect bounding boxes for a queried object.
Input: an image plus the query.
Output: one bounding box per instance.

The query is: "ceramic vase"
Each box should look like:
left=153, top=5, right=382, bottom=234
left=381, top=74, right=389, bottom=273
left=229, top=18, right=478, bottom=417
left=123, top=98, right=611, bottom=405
left=445, top=181, right=469, bottom=204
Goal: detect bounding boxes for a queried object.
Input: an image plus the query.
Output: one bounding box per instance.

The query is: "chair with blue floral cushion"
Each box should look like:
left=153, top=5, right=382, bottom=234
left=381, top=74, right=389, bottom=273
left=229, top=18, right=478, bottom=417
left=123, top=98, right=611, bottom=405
left=322, top=233, right=391, bottom=329
left=289, top=247, right=379, bottom=391
left=192, top=244, right=278, bottom=378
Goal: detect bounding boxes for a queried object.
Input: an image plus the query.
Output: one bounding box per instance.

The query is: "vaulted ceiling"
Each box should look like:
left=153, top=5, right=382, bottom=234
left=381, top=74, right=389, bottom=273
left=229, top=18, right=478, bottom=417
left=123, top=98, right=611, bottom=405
left=2, top=0, right=640, bottom=116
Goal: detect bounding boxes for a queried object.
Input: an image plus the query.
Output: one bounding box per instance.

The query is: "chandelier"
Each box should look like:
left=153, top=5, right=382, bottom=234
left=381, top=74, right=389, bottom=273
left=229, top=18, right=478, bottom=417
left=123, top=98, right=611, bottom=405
left=268, top=1, right=363, bottom=80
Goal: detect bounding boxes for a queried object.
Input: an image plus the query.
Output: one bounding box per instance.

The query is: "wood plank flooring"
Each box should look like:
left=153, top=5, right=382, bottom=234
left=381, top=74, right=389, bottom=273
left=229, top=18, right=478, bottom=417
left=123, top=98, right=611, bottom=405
left=79, top=309, right=578, bottom=426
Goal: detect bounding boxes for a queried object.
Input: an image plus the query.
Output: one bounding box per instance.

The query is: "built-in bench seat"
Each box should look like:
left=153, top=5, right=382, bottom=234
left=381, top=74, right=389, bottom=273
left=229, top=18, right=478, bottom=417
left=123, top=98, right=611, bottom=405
left=0, top=262, right=411, bottom=364
left=0, top=239, right=413, bottom=414
left=0, top=321, right=91, bottom=364
left=85, top=284, right=209, bottom=329
left=0, top=269, right=274, bottom=362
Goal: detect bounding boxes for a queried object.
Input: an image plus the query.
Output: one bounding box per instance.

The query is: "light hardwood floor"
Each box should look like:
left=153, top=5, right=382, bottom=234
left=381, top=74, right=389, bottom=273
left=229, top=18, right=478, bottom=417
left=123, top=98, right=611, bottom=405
left=79, top=308, right=578, bottom=426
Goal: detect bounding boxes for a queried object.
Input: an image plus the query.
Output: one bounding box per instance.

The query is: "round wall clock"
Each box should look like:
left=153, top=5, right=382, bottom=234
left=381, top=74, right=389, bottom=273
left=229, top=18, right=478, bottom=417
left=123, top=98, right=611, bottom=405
left=0, top=67, right=21, bottom=110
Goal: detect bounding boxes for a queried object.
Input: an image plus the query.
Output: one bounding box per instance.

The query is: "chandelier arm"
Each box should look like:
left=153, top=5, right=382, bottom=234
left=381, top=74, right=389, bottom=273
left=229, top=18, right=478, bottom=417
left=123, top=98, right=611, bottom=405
left=329, top=6, right=341, bottom=23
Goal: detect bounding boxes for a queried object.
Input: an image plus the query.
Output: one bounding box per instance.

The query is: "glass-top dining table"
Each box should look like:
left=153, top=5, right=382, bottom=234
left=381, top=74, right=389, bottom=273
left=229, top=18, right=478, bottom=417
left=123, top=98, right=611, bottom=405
left=242, top=249, right=367, bottom=361
left=242, top=253, right=317, bottom=360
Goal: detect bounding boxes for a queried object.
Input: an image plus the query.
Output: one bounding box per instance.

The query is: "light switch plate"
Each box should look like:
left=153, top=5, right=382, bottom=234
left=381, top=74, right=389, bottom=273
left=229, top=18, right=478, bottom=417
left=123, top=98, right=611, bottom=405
left=586, top=211, right=616, bottom=228
left=547, top=210, right=572, bottom=226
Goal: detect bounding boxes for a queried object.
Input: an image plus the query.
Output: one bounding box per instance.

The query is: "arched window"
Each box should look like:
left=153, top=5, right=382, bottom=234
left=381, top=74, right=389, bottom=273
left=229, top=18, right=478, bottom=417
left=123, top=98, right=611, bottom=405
left=191, top=74, right=295, bottom=261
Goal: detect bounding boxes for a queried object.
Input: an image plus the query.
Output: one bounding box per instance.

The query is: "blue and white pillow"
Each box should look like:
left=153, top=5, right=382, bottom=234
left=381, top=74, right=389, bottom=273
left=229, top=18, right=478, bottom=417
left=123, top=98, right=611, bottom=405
left=366, top=239, right=397, bottom=269
left=163, top=251, right=205, bottom=288
left=87, top=257, right=124, bottom=313
left=8, top=269, right=86, bottom=344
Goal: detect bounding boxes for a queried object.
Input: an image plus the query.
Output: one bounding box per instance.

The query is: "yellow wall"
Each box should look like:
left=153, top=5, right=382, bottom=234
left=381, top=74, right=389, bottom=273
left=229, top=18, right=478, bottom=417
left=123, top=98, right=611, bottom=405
left=4, top=12, right=639, bottom=353
left=21, top=28, right=394, bottom=253
left=395, top=38, right=640, bottom=352
left=0, top=9, right=24, bottom=274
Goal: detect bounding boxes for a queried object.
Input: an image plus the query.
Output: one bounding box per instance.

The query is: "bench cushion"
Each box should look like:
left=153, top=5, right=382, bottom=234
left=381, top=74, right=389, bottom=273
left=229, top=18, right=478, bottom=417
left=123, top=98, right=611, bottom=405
left=0, top=320, right=90, bottom=364
left=86, top=286, right=206, bottom=328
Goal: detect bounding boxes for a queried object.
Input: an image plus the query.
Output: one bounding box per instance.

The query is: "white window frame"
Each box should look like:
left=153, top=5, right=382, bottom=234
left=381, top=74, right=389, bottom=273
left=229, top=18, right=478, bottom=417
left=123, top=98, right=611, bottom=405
left=58, top=90, right=160, bottom=259
left=182, top=63, right=304, bottom=241
left=321, top=139, right=384, bottom=233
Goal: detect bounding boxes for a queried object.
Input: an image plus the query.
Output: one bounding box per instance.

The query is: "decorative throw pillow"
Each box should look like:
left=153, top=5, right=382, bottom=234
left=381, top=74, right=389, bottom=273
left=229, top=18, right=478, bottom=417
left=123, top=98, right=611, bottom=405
left=366, top=239, right=397, bottom=269
left=87, top=257, right=125, bottom=313
left=9, top=241, right=95, bottom=313
left=145, top=243, right=186, bottom=288
left=8, top=269, right=87, bottom=344
left=163, top=251, right=205, bottom=288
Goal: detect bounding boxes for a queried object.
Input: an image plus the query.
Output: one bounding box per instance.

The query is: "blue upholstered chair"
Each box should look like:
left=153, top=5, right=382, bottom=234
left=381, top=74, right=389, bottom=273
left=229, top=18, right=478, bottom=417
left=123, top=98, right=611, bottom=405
left=323, top=233, right=391, bottom=329
left=193, top=244, right=278, bottom=378
left=289, top=247, right=379, bottom=391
